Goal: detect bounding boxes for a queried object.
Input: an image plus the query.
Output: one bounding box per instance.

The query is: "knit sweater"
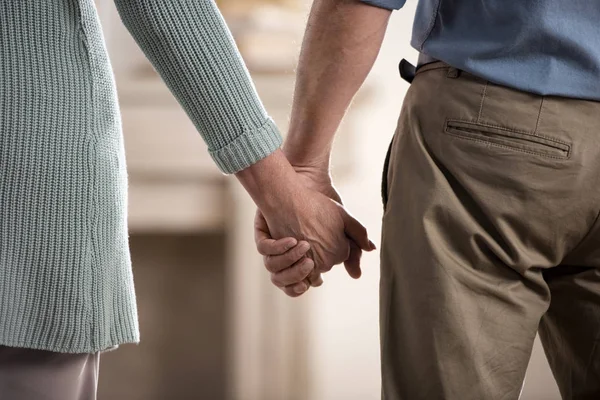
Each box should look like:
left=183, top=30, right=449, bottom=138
left=0, top=0, right=282, bottom=353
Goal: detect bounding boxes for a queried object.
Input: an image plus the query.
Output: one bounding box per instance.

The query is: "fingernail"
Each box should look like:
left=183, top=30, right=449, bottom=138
left=369, top=240, right=377, bottom=250
left=294, top=284, right=308, bottom=294
left=298, top=241, right=310, bottom=252
left=286, top=238, right=298, bottom=250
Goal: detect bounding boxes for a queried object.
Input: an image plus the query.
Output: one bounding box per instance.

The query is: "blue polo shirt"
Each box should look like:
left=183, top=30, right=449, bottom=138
left=363, top=0, right=600, bottom=101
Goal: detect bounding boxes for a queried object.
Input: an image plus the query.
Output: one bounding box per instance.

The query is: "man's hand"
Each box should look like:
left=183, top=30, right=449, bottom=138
left=255, top=194, right=373, bottom=296
left=285, top=165, right=372, bottom=280
left=236, top=149, right=375, bottom=297
left=256, top=165, right=375, bottom=293
left=258, top=176, right=373, bottom=275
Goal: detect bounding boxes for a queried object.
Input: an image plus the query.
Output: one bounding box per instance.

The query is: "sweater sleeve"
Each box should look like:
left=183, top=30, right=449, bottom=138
left=113, top=0, right=283, bottom=174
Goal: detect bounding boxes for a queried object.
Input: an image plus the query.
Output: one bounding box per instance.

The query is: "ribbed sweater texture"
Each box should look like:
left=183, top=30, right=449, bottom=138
left=0, top=0, right=282, bottom=353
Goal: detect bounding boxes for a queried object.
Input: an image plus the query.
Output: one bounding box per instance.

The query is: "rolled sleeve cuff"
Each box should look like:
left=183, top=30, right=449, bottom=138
left=359, top=0, right=406, bottom=10
left=209, top=118, right=283, bottom=174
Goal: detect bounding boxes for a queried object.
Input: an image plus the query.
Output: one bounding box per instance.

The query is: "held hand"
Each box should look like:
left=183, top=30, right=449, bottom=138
left=283, top=165, right=376, bottom=280
left=255, top=173, right=375, bottom=296
left=255, top=211, right=321, bottom=297
left=260, top=184, right=373, bottom=275
left=236, top=149, right=375, bottom=298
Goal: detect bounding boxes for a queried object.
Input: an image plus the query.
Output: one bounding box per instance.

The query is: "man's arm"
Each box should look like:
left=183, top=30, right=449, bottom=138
left=237, top=0, right=391, bottom=291
left=252, top=0, right=394, bottom=292
left=283, top=0, right=393, bottom=169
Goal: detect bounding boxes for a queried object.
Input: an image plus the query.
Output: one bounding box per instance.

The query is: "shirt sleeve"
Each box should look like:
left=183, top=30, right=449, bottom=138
left=359, top=0, right=406, bottom=10
left=113, top=0, right=283, bottom=174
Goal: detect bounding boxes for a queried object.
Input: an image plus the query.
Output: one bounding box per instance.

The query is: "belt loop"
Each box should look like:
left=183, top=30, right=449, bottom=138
left=399, top=59, right=416, bottom=84
left=447, top=67, right=460, bottom=78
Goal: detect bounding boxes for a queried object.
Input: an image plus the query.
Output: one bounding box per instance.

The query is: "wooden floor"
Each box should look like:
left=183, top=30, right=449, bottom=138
left=98, top=233, right=226, bottom=400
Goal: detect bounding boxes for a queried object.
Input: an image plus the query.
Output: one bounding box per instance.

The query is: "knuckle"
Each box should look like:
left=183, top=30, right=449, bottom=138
left=257, top=240, right=272, bottom=256
left=310, top=275, right=324, bottom=287
left=270, top=273, right=283, bottom=287
left=256, top=245, right=267, bottom=256
left=321, top=264, right=333, bottom=272
left=283, top=287, right=300, bottom=298
left=264, top=256, right=277, bottom=272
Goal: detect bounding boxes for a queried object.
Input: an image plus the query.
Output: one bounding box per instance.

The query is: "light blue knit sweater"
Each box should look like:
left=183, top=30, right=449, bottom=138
left=0, top=0, right=282, bottom=353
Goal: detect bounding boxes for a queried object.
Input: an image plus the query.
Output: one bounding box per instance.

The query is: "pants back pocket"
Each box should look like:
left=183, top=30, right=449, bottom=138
left=445, top=119, right=571, bottom=159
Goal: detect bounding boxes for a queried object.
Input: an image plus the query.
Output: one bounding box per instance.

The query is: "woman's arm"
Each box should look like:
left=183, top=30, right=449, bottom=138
left=114, top=0, right=375, bottom=293
left=114, top=0, right=282, bottom=174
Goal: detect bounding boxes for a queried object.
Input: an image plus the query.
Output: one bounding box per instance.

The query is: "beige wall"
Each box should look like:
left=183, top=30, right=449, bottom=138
left=306, top=5, right=561, bottom=400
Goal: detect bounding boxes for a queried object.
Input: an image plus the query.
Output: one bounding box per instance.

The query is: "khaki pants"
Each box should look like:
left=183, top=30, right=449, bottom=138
left=381, top=62, right=600, bottom=400
left=0, top=346, right=100, bottom=400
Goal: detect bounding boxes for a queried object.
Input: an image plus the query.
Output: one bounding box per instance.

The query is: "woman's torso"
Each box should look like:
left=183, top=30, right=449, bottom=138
left=0, top=0, right=138, bottom=353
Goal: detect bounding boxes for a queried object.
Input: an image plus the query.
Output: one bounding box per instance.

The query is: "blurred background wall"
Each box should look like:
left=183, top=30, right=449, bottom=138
left=96, top=0, right=561, bottom=399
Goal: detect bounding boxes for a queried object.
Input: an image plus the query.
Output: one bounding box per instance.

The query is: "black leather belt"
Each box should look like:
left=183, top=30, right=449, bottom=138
left=399, top=53, right=440, bottom=84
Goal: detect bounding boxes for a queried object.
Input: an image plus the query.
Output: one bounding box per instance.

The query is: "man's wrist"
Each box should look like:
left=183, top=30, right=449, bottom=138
left=284, top=106, right=336, bottom=170
left=283, top=123, right=333, bottom=171
left=282, top=143, right=331, bottom=172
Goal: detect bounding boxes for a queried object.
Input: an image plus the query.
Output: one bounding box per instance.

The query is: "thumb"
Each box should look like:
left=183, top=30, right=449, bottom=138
left=344, top=241, right=363, bottom=279
left=338, top=204, right=375, bottom=251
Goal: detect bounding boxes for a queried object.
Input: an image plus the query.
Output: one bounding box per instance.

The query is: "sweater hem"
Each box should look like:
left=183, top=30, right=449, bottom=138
left=209, top=118, right=283, bottom=174
left=0, top=335, right=140, bottom=355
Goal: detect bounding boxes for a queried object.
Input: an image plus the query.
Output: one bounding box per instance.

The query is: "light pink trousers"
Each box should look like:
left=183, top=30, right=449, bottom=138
left=0, top=345, right=100, bottom=400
